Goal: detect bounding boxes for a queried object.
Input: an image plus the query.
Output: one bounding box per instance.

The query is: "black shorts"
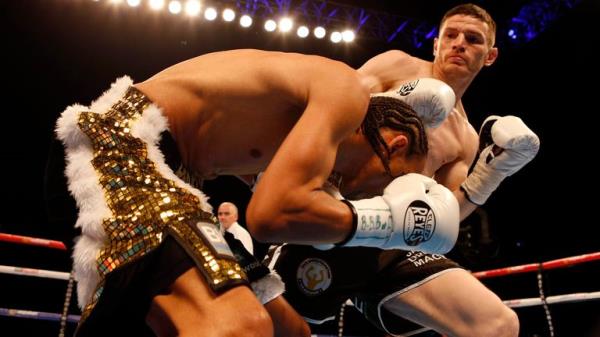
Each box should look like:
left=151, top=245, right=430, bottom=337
left=273, top=245, right=462, bottom=335
left=75, top=235, right=199, bottom=337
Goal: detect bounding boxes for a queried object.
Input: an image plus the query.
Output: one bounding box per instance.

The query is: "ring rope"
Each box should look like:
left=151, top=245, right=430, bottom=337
left=0, top=307, right=80, bottom=323
left=2, top=250, right=599, bottom=328
left=0, top=265, right=70, bottom=280
left=5, top=291, right=599, bottom=324
left=503, top=291, right=600, bottom=308
left=472, top=251, right=600, bottom=279
left=0, top=233, right=66, bottom=251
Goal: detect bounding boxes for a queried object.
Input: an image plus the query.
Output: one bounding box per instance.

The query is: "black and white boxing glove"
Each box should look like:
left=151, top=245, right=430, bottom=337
left=461, top=115, right=540, bottom=205
left=373, top=78, right=456, bottom=128
left=337, top=173, right=459, bottom=254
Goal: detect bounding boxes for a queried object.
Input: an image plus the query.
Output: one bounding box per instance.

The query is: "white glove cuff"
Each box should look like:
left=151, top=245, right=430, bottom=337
left=341, top=197, right=392, bottom=247
left=461, top=163, right=506, bottom=205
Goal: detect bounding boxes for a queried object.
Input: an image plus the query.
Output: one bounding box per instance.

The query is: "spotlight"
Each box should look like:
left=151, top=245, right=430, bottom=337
left=184, top=0, right=201, bottom=16
left=313, top=26, right=326, bottom=39
left=264, top=19, right=277, bottom=32
left=149, top=0, right=164, bottom=10
left=297, top=26, right=309, bottom=38
left=204, top=7, right=217, bottom=21
left=168, top=0, right=182, bottom=14
left=240, top=15, right=253, bottom=28
left=330, top=31, right=342, bottom=43
left=278, top=17, right=293, bottom=33
left=222, top=8, right=236, bottom=22
left=341, top=30, right=355, bottom=42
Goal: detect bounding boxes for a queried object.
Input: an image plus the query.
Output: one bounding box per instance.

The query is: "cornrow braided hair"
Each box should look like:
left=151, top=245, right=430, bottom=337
left=361, top=96, right=428, bottom=176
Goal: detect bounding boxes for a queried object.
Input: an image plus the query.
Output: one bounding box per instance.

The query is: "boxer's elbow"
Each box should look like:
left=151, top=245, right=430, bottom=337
left=247, top=195, right=305, bottom=243
left=246, top=203, right=286, bottom=243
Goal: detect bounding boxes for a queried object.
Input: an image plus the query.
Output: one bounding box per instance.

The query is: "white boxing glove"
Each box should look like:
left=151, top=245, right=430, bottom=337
left=338, top=173, right=459, bottom=254
left=461, top=115, right=540, bottom=205
left=373, top=78, right=456, bottom=128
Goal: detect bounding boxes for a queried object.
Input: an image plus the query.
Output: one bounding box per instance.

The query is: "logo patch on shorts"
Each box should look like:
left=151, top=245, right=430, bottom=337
left=396, top=79, right=419, bottom=96
left=196, top=222, right=234, bottom=258
left=296, top=258, right=332, bottom=296
left=406, top=251, right=446, bottom=267
left=403, top=200, right=436, bottom=246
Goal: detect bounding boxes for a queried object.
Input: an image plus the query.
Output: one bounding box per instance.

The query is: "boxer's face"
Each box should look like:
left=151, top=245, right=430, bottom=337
left=434, top=14, right=498, bottom=76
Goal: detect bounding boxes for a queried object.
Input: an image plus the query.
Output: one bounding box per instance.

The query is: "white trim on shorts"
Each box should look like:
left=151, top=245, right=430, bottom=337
left=377, top=267, right=464, bottom=337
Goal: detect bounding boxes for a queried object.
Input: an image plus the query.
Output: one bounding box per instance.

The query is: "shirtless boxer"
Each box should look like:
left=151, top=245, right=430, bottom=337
left=274, top=4, right=539, bottom=337
left=55, top=49, right=458, bottom=336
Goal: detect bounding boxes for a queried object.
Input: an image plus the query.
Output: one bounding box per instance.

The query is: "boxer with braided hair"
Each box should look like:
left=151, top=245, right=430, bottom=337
left=362, top=96, right=429, bottom=177
left=54, top=49, right=457, bottom=337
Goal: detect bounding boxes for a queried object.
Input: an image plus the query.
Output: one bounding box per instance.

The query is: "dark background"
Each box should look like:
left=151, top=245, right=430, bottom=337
left=0, top=0, right=598, bottom=336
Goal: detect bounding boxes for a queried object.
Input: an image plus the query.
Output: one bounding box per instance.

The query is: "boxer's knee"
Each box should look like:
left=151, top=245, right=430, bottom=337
left=466, top=306, right=519, bottom=337
left=492, top=307, right=519, bottom=337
